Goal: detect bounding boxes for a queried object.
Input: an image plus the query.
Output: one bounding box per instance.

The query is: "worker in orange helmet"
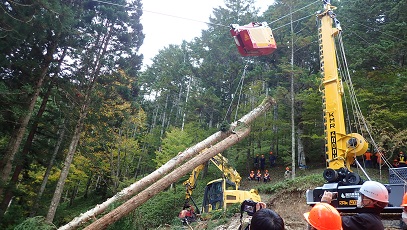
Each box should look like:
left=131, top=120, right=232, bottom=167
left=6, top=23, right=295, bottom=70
left=284, top=167, right=291, bottom=179
left=401, top=192, right=407, bottom=228
left=304, top=202, right=342, bottom=230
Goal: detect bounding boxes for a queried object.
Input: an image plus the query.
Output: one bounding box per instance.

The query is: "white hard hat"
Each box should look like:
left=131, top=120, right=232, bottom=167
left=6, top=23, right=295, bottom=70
left=359, top=181, right=389, bottom=203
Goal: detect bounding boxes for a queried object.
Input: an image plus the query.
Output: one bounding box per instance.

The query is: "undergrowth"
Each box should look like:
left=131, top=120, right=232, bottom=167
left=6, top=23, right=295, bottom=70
left=14, top=217, right=56, bottom=230
left=256, top=173, right=326, bottom=194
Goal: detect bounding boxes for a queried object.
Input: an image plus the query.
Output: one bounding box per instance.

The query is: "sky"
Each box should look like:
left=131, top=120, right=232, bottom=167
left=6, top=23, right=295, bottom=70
left=139, top=0, right=271, bottom=69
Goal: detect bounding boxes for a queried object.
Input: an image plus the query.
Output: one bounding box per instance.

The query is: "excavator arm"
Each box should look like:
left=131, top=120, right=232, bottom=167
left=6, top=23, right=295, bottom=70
left=182, top=153, right=241, bottom=206
left=180, top=152, right=260, bottom=219
left=209, top=153, right=241, bottom=189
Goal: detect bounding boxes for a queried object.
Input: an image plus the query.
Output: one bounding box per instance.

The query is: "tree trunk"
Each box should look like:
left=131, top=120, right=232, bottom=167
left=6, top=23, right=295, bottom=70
left=0, top=63, right=50, bottom=197
left=46, top=21, right=113, bottom=222
left=84, top=126, right=251, bottom=230
left=0, top=81, right=54, bottom=217
left=59, top=96, right=275, bottom=230
left=181, top=77, right=192, bottom=131
left=83, top=172, right=93, bottom=199
left=271, top=103, right=278, bottom=153
left=30, top=122, right=66, bottom=217
left=297, top=127, right=306, bottom=167
left=160, top=94, right=169, bottom=137
left=290, top=5, right=296, bottom=179
left=46, top=104, right=89, bottom=222
left=134, top=155, right=142, bottom=179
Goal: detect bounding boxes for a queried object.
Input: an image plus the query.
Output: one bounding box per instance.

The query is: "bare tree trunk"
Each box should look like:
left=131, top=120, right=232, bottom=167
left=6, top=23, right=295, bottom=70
left=134, top=155, right=142, bottom=179
left=46, top=19, right=114, bottom=222
left=84, top=127, right=251, bottom=230
left=151, top=106, right=158, bottom=131
left=46, top=103, right=89, bottom=222
left=160, top=94, right=169, bottom=137
left=59, top=96, right=275, bottom=230
left=30, top=123, right=66, bottom=216
left=289, top=4, right=296, bottom=179
left=271, top=103, right=278, bottom=153
left=297, top=127, right=306, bottom=167
left=181, top=77, right=191, bottom=131
left=209, top=111, right=213, bottom=128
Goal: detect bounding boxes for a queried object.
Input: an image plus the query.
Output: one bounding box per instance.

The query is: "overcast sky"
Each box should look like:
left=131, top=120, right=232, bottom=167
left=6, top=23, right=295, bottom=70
left=139, top=0, right=271, bottom=69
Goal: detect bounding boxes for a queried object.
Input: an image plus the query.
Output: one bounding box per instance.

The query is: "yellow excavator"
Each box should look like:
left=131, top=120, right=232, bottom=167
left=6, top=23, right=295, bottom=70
left=179, top=153, right=261, bottom=223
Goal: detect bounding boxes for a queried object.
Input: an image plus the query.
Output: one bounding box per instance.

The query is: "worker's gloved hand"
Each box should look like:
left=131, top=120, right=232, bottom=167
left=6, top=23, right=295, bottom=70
left=321, top=191, right=333, bottom=203
left=255, top=202, right=267, bottom=211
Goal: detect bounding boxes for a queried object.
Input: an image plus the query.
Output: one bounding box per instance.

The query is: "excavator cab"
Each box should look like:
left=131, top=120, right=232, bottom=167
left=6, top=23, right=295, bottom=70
left=202, top=179, right=225, bottom=213
left=230, top=22, right=277, bottom=56
left=201, top=178, right=261, bottom=213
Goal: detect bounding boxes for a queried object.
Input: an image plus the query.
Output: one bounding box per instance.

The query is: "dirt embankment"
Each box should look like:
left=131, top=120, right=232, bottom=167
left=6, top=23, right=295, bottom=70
left=207, top=191, right=309, bottom=230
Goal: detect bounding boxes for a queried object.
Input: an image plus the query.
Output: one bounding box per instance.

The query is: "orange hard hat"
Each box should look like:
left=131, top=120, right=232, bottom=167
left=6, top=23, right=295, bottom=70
left=401, top=193, right=407, bottom=206
left=304, top=203, right=342, bottom=230
left=286, top=167, right=289, bottom=171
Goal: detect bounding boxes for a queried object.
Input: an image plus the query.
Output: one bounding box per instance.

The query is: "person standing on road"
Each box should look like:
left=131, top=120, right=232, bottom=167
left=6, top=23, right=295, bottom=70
left=321, top=180, right=389, bottom=230
left=304, top=202, right=342, bottom=230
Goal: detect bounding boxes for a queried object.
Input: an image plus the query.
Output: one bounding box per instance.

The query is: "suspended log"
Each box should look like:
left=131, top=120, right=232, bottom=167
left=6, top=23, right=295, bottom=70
left=84, top=126, right=251, bottom=230
left=59, top=96, right=275, bottom=230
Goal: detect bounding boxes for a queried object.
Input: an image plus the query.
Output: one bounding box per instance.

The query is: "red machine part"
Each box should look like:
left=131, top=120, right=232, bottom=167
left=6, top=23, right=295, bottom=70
left=230, top=22, right=277, bottom=57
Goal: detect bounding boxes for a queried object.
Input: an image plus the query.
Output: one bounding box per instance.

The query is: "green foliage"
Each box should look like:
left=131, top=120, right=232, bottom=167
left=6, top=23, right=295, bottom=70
left=258, top=173, right=326, bottom=194
left=52, top=193, right=106, bottom=226
left=14, top=217, right=56, bottom=230
left=108, top=187, right=185, bottom=230
left=154, top=127, right=194, bottom=167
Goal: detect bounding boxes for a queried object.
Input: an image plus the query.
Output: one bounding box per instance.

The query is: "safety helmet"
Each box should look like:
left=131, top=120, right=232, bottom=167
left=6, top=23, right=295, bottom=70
left=286, top=167, right=289, bottom=171
left=359, top=181, right=389, bottom=203
left=401, top=193, right=407, bottom=207
left=303, top=203, right=342, bottom=230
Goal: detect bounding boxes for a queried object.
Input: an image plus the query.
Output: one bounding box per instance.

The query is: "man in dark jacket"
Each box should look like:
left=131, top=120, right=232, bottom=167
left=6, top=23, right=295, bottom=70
left=321, top=180, right=389, bottom=230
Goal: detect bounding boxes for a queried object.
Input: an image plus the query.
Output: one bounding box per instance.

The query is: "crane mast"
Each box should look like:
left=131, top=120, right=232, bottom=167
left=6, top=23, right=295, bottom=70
left=318, top=0, right=368, bottom=185
left=307, top=2, right=405, bottom=214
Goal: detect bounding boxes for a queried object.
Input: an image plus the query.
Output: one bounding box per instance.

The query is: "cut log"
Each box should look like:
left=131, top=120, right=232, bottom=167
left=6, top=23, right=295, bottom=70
left=84, top=126, right=251, bottom=230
